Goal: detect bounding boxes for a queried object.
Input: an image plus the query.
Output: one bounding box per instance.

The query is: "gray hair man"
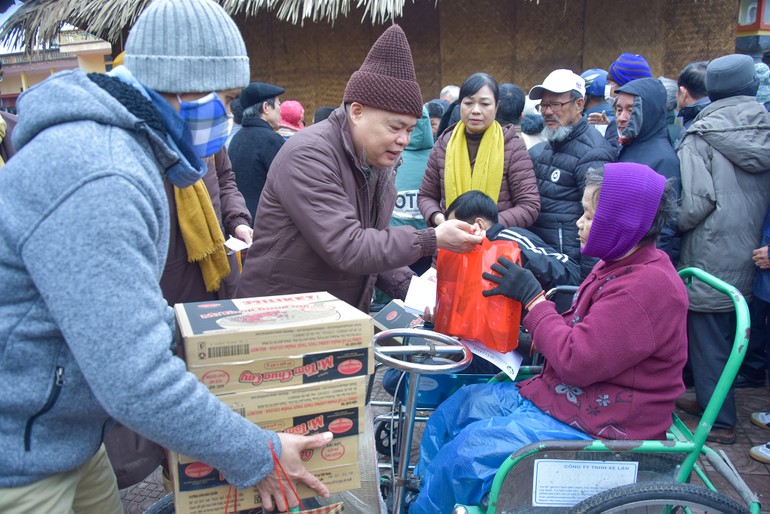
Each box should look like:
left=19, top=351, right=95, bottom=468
left=527, top=69, right=616, bottom=281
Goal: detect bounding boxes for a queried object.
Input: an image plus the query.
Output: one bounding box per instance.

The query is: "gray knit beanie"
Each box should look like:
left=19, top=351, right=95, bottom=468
left=124, top=0, right=250, bottom=94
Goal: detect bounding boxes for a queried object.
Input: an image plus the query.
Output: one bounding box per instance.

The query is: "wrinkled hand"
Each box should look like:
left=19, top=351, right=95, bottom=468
left=482, top=256, right=543, bottom=309
left=233, top=224, right=253, bottom=245
left=435, top=219, right=483, bottom=253
left=753, top=246, right=770, bottom=269
left=587, top=111, right=609, bottom=125
left=256, top=432, right=332, bottom=511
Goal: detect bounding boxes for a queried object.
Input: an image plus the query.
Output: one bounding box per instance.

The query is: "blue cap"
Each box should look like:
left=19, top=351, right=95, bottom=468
left=581, top=68, right=608, bottom=97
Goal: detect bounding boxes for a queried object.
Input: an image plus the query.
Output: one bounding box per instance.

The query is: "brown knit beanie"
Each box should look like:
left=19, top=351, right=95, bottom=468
left=343, top=25, right=423, bottom=118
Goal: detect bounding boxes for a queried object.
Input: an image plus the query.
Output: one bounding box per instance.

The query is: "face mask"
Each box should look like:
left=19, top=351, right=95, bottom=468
left=177, top=92, right=233, bottom=158
left=604, top=84, right=613, bottom=103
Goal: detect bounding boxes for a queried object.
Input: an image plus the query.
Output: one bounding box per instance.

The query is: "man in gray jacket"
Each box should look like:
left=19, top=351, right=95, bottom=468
left=675, top=54, right=770, bottom=444
left=0, top=0, right=329, bottom=512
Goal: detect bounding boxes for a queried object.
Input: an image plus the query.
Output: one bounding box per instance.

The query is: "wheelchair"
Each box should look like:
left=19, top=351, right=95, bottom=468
left=372, top=267, right=760, bottom=514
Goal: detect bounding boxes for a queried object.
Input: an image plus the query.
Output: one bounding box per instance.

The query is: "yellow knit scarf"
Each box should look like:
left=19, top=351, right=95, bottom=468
left=174, top=179, right=230, bottom=292
left=444, top=120, right=505, bottom=207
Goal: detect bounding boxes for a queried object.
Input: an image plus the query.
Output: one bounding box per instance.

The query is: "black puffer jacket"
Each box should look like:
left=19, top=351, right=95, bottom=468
left=529, top=117, right=616, bottom=279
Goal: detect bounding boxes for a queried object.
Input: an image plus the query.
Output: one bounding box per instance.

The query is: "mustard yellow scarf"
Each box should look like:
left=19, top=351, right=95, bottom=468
left=444, top=120, right=505, bottom=207
left=174, top=179, right=230, bottom=292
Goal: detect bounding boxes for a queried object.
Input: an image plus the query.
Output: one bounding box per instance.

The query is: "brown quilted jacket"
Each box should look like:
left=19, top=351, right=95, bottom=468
left=236, top=107, right=437, bottom=312
left=418, top=123, right=540, bottom=228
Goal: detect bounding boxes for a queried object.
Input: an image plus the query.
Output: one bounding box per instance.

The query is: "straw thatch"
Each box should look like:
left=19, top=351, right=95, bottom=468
left=0, top=0, right=421, bottom=51
left=0, top=0, right=739, bottom=123
left=238, top=0, right=737, bottom=126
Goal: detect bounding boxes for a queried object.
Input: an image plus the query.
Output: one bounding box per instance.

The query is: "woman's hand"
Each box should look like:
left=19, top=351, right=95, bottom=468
left=482, top=256, right=544, bottom=310
left=256, top=432, right=332, bottom=512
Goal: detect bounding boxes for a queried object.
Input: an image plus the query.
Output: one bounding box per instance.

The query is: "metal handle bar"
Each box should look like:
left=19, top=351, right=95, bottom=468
left=373, top=328, right=472, bottom=374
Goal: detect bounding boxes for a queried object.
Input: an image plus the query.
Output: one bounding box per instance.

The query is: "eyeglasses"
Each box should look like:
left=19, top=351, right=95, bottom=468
left=536, top=99, right=576, bottom=112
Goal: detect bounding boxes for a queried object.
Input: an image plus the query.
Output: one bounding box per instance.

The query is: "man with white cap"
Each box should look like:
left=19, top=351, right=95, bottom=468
left=0, top=0, right=330, bottom=511
left=675, top=53, right=770, bottom=445
left=237, top=25, right=482, bottom=312
left=527, top=69, right=616, bottom=282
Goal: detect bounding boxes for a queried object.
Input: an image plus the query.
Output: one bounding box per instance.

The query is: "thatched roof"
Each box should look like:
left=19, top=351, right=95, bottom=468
left=0, top=0, right=415, bottom=51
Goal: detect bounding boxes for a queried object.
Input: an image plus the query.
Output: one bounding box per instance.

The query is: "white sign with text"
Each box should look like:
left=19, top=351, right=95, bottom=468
left=532, top=459, right=638, bottom=507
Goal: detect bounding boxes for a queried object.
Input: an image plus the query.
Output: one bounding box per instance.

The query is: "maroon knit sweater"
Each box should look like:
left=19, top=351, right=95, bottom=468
left=519, top=243, right=688, bottom=440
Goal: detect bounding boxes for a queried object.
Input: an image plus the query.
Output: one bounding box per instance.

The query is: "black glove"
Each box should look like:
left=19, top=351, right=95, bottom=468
left=482, top=256, right=544, bottom=309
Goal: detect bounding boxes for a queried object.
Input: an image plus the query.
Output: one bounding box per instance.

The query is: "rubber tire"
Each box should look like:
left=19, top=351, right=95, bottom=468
left=569, top=481, right=750, bottom=514
left=375, top=420, right=398, bottom=456
left=144, top=493, right=175, bottom=514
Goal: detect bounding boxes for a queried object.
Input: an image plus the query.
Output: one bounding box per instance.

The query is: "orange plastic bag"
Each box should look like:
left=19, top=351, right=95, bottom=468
left=434, top=238, right=522, bottom=352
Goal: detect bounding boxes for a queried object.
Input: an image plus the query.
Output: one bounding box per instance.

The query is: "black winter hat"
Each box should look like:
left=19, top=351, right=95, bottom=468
left=240, top=82, right=285, bottom=109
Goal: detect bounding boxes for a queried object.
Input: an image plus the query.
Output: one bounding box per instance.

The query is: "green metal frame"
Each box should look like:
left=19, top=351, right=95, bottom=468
left=456, top=268, right=759, bottom=513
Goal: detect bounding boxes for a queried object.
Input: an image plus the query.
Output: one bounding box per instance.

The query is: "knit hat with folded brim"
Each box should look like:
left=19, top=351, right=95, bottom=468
left=343, top=25, right=423, bottom=118
left=125, top=0, right=250, bottom=94
left=608, top=53, right=653, bottom=86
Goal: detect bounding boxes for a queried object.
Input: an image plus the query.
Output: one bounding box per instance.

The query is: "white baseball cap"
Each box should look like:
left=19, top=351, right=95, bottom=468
left=528, top=69, right=586, bottom=100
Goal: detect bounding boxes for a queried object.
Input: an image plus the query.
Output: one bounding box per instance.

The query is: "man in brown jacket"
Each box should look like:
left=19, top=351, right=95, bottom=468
left=237, top=25, right=481, bottom=312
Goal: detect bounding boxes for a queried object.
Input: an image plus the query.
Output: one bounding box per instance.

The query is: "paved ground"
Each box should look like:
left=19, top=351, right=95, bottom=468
left=122, top=374, right=770, bottom=513
left=120, top=465, right=166, bottom=514
left=676, top=385, right=770, bottom=513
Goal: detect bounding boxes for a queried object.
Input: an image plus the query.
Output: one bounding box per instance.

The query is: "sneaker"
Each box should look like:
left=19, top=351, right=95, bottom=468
left=751, top=411, right=770, bottom=431
left=750, top=442, right=770, bottom=464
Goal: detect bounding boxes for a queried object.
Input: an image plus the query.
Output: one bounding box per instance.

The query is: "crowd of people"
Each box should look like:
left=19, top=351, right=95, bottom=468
left=1, top=0, right=770, bottom=512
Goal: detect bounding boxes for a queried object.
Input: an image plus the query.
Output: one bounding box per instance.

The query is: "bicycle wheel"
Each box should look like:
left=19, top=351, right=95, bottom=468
left=570, top=481, right=750, bottom=514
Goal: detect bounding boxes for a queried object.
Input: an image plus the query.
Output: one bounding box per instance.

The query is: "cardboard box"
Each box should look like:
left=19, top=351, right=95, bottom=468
left=372, top=299, right=439, bottom=348
left=189, top=347, right=374, bottom=395
left=372, top=299, right=424, bottom=334
left=169, top=420, right=372, bottom=514
left=171, top=463, right=359, bottom=514
left=175, top=398, right=365, bottom=467
left=170, top=439, right=360, bottom=514
left=218, top=376, right=366, bottom=427
left=175, top=292, right=373, bottom=365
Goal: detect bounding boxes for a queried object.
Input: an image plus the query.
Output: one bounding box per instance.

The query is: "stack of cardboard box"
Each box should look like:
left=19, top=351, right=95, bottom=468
left=169, top=292, right=374, bottom=514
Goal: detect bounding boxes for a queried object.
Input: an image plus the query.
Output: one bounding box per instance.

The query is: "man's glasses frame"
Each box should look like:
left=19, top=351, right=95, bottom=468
left=536, top=99, right=576, bottom=112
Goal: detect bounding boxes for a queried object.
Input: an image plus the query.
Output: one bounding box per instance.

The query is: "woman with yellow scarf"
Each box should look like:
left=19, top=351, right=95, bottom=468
left=418, top=72, right=540, bottom=229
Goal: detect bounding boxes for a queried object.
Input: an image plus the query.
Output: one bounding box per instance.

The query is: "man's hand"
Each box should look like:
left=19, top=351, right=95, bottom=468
left=432, top=212, right=446, bottom=226
left=587, top=111, right=609, bottom=125
left=256, top=432, right=332, bottom=512
left=753, top=245, right=770, bottom=269
left=233, top=224, right=253, bottom=245
left=435, top=219, right=483, bottom=253
left=482, top=256, right=544, bottom=310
